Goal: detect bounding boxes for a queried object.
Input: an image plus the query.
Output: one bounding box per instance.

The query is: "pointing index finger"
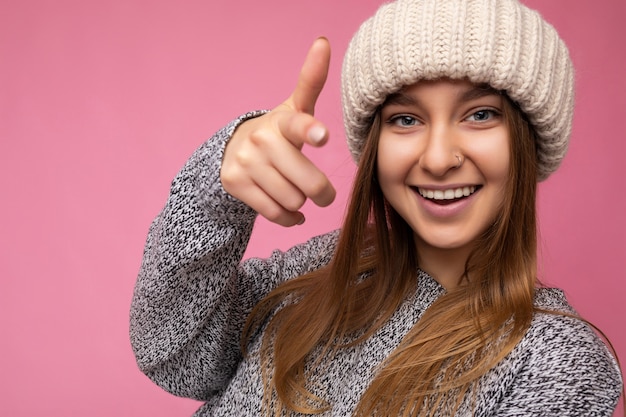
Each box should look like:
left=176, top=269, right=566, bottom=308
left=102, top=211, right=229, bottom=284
left=290, top=37, right=331, bottom=115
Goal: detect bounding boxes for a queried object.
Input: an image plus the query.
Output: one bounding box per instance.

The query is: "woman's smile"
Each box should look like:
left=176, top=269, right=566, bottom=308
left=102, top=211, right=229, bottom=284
left=415, top=185, right=479, bottom=203
left=414, top=184, right=481, bottom=219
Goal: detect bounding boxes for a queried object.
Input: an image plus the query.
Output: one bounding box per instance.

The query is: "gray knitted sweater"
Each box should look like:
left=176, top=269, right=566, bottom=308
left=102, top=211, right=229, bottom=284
left=130, top=113, right=623, bottom=416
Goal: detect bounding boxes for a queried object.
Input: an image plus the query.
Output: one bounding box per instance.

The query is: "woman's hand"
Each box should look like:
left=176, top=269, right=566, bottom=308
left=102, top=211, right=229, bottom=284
left=221, top=38, right=336, bottom=227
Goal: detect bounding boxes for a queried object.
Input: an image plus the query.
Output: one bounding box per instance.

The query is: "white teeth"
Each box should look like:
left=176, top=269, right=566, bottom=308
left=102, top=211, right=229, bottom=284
left=418, top=186, right=476, bottom=200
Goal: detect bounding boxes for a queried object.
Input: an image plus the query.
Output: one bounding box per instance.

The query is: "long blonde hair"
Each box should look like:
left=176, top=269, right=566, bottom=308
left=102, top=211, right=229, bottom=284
left=242, top=92, right=539, bottom=416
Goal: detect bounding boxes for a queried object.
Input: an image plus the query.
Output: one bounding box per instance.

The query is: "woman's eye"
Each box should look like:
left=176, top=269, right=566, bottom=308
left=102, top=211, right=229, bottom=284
left=389, top=115, right=418, bottom=127
left=466, top=109, right=499, bottom=122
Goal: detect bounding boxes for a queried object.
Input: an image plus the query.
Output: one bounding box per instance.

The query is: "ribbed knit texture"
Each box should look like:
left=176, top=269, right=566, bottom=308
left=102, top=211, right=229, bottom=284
left=341, top=0, right=574, bottom=181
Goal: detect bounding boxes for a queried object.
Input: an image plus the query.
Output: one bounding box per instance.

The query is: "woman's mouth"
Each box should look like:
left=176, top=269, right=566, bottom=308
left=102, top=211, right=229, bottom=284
left=416, top=186, right=480, bottom=205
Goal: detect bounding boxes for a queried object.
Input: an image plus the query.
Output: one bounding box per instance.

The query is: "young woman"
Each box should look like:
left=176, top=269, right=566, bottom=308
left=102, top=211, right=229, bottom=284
left=130, top=0, right=623, bottom=415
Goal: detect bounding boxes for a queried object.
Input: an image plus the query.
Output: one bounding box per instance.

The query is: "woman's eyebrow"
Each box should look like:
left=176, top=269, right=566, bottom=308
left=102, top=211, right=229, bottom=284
left=381, top=91, right=419, bottom=108
left=459, top=85, right=502, bottom=102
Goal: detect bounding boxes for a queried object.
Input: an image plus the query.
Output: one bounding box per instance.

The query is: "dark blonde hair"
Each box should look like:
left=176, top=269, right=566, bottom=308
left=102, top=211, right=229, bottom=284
left=243, top=91, right=539, bottom=416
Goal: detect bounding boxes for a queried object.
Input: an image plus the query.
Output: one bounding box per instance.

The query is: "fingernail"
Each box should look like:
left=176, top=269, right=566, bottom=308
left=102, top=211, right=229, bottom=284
left=308, top=125, right=326, bottom=144
left=317, top=36, right=329, bottom=43
left=297, top=215, right=306, bottom=225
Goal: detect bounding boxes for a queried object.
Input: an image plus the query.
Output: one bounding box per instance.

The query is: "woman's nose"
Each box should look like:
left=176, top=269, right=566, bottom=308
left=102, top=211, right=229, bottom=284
left=418, top=125, right=460, bottom=177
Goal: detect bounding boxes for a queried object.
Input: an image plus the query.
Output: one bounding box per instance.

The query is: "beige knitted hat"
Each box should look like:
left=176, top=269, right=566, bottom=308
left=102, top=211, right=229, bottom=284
left=341, top=0, right=574, bottom=181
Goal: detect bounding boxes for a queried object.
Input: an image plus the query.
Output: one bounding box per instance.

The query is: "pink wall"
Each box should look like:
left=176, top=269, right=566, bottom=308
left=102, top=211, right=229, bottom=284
left=1, top=0, right=623, bottom=415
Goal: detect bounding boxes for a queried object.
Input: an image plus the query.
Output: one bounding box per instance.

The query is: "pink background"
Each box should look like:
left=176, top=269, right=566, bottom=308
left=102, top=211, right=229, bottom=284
left=1, top=0, right=624, bottom=415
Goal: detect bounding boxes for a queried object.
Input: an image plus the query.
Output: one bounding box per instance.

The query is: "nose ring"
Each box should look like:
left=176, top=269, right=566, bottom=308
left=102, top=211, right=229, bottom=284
left=455, top=154, right=463, bottom=169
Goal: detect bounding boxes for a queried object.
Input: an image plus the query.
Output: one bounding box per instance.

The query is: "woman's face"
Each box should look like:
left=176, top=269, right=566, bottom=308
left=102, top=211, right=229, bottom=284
left=377, top=79, right=510, bottom=260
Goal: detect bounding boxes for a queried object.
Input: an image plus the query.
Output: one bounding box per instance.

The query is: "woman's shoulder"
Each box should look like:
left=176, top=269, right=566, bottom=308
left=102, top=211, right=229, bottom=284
left=517, top=287, right=623, bottom=398
left=528, top=288, right=617, bottom=362
left=484, top=287, right=623, bottom=414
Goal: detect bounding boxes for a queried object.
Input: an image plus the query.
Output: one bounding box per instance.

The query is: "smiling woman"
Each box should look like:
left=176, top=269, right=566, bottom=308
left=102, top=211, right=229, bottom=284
left=129, top=0, right=623, bottom=415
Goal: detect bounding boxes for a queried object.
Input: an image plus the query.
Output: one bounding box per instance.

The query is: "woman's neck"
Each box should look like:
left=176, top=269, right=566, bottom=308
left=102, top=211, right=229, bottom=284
left=415, top=240, right=472, bottom=290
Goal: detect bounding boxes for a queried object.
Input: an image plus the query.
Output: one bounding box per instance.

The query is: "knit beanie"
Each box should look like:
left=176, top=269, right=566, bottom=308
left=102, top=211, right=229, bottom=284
left=341, top=0, right=574, bottom=181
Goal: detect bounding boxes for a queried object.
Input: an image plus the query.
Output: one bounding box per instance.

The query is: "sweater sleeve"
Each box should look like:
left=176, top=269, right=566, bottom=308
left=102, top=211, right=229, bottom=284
left=494, top=311, right=623, bottom=416
left=129, top=112, right=338, bottom=400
